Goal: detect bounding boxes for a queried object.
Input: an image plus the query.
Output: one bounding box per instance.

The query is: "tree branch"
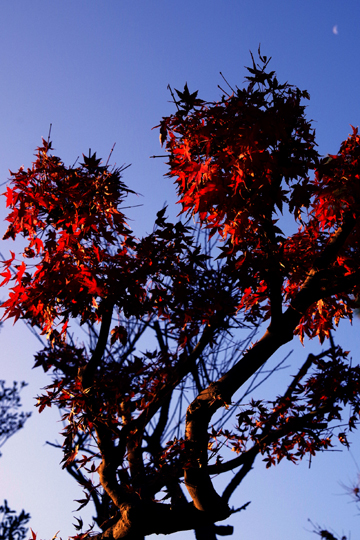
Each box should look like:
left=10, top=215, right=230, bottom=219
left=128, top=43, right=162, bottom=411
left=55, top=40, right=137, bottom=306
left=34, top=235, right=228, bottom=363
left=181, top=214, right=357, bottom=514
left=79, top=305, right=114, bottom=391
left=222, top=448, right=257, bottom=503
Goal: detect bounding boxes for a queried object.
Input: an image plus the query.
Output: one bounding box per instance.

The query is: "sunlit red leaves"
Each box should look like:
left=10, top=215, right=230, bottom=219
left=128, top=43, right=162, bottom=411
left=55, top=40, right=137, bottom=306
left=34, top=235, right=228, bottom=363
left=160, top=75, right=322, bottom=329
left=162, top=76, right=317, bottom=246
left=1, top=141, right=136, bottom=335
left=314, top=126, right=360, bottom=230
left=0, top=268, right=11, bottom=288
left=295, top=298, right=353, bottom=344
left=160, top=68, right=360, bottom=341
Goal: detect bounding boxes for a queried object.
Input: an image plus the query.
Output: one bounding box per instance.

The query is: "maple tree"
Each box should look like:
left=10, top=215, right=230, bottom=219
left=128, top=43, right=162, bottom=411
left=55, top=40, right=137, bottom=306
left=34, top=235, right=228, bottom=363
left=1, top=51, right=360, bottom=539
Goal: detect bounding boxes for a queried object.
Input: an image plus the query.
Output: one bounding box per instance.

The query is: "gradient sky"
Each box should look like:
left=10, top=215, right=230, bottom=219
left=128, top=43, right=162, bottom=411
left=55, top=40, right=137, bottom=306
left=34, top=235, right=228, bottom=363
left=0, top=2, right=360, bottom=539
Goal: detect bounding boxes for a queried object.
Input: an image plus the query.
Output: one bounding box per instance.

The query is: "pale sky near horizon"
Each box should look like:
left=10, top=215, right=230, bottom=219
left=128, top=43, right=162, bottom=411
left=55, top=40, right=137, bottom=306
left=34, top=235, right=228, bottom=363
left=0, top=2, right=360, bottom=539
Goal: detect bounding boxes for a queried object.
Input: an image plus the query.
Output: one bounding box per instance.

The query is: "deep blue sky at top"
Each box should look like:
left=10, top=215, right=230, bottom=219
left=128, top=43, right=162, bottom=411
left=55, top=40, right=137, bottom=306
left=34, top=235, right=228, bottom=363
left=0, top=2, right=359, bottom=539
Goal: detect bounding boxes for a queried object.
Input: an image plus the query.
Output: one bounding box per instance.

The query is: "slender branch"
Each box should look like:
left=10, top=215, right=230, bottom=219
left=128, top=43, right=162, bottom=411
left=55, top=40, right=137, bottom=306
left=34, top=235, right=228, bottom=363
left=282, top=353, right=315, bottom=401
left=79, top=305, right=114, bottom=391
left=147, top=393, right=171, bottom=456
left=167, top=84, right=180, bottom=111
left=133, top=321, right=222, bottom=435
left=120, top=316, right=153, bottom=364
left=153, top=320, right=167, bottom=353
left=222, top=448, right=257, bottom=503
left=65, top=463, right=111, bottom=530
left=209, top=406, right=329, bottom=479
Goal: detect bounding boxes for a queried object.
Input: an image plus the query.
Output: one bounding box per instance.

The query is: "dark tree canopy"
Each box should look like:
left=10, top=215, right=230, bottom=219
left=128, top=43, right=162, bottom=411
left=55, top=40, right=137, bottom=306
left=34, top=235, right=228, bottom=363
left=0, top=381, right=30, bottom=540
left=0, top=501, right=30, bottom=540
left=1, top=52, right=360, bottom=540
left=0, top=380, right=30, bottom=452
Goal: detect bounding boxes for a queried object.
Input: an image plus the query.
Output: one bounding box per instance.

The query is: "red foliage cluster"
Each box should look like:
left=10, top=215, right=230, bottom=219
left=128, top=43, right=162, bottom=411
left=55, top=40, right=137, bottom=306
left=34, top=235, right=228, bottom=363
left=159, top=54, right=360, bottom=342
left=1, top=144, right=135, bottom=336
left=1, top=143, right=228, bottom=346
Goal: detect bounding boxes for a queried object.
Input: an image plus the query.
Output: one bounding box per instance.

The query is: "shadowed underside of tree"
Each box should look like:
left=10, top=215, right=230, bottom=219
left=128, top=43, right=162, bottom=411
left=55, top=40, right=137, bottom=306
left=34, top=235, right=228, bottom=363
left=1, top=51, right=360, bottom=539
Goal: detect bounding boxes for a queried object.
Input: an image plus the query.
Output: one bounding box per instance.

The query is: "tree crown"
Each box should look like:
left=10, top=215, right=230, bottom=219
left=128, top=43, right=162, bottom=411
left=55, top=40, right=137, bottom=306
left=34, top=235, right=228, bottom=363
left=1, top=53, right=360, bottom=540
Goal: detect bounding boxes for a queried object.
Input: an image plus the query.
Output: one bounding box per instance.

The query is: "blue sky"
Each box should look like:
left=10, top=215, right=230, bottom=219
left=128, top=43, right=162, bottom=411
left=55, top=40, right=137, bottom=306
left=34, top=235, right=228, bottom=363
left=0, top=2, right=359, bottom=539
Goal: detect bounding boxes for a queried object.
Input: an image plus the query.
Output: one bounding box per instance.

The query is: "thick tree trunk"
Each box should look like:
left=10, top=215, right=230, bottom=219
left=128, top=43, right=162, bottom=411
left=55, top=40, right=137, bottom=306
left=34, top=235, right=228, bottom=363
left=93, top=499, right=231, bottom=540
